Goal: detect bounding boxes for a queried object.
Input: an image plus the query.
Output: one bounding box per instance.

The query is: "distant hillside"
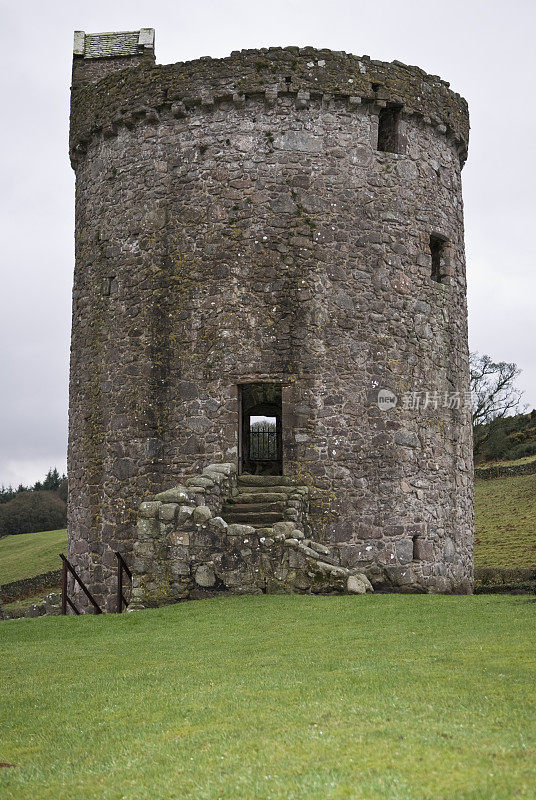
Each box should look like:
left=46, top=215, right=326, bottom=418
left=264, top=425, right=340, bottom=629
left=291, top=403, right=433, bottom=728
left=474, top=409, right=536, bottom=464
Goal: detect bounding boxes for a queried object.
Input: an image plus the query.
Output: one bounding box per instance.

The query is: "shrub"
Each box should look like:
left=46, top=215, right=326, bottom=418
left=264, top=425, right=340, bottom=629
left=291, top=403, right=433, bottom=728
left=509, top=441, right=536, bottom=460
left=474, top=409, right=536, bottom=462
left=0, top=468, right=66, bottom=505
left=0, top=491, right=66, bottom=537
left=481, top=426, right=510, bottom=461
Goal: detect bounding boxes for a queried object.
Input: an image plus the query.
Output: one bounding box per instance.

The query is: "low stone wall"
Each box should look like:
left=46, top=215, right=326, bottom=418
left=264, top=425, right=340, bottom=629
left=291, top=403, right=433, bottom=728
left=3, top=592, right=62, bottom=620
left=0, top=569, right=62, bottom=604
left=474, top=567, right=536, bottom=594
left=129, top=463, right=373, bottom=610
left=474, top=460, right=536, bottom=480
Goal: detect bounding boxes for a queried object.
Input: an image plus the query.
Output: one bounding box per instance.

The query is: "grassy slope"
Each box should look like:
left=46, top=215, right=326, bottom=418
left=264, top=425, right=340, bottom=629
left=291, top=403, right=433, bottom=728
left=0, top=529, right=66, bottom=585
left=478, top=454, right=536, bottom=469
left=1, top=595, right=535, bottom=800
left=474, top=473, right=536, bottom=568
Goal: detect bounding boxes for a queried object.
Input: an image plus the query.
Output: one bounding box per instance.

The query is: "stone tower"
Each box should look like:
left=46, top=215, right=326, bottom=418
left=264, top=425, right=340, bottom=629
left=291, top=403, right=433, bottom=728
left=68, top=29, right=473, bottom=609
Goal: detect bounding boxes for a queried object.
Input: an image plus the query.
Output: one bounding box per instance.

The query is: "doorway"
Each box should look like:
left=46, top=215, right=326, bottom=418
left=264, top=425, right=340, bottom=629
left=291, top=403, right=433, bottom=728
left=238, top=383, right=282, bottom=475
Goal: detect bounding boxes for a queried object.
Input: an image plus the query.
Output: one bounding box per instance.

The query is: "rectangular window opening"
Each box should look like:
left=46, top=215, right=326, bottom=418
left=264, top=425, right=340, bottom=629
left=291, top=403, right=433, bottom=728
left=377, top=105, right=402, bottom=153
left=239, top=383, right=282, bottom=476
left=430, top=236, right=447, bottom=283
left=101, top=276, right=116, bottom=297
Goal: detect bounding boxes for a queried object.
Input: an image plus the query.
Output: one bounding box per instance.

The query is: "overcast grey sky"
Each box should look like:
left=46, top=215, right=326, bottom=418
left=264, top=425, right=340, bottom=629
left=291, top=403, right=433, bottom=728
left=1, top=0, right=535, bottom=488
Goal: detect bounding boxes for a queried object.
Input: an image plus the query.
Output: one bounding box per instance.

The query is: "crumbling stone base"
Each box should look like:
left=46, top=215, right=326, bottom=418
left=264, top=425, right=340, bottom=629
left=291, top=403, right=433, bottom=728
left=129, top=463, right=374, bottom=610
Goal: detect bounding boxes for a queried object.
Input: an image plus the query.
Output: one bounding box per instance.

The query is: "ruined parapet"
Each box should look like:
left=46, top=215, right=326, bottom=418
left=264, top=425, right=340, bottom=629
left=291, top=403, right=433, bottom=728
left=69, top=43, right=468, bottom=165
left=68, top=31, right=473, bottom=609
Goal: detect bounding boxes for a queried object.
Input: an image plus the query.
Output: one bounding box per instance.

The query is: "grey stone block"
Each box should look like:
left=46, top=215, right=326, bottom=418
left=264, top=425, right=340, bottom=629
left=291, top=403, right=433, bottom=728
left=395, top=538, right=414, bottom=565
left=158, top=504, right=178, bottom=522
left=209, top=516, right=228, bottom=532
left=273, top=521, right=296, bottom=537
left=176, top=505, right=194, bottom=524
left=193, top=506, right=212, bottom=524
left=227, top=524, right=255, bottom=537
left=195, top=564, right=216, bottom=587
left=154, top=487, right=189, bottom=503
left=139, top=501, right=162, bottom=518
left=444, top=538, right=456, bottom=563
left=347, top=575, right=367, bottom=594
left=186, top=476, right=214, bottom=488
left=204, top=462, right=236, bottom=475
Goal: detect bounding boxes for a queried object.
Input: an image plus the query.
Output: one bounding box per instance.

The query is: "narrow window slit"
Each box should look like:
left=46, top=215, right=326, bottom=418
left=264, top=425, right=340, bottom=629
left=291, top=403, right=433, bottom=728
left=412, top=536, right=419, bottom=561
left=377, top=105, right=402, bottom=153
left=430, top=236, right=447, bottom=282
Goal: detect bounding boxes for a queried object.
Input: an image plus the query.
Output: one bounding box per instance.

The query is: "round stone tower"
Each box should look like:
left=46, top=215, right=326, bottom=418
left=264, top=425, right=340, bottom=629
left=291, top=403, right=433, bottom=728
left=68, top=29, right=473, bottom=609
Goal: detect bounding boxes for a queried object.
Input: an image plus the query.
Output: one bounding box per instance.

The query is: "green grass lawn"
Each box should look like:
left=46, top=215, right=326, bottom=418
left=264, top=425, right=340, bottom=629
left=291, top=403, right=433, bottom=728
left=1, top=594, right=535, bottom=800
left=0, top=529, right=66, bottom=585
left=474, top=473, right=536, bottom=568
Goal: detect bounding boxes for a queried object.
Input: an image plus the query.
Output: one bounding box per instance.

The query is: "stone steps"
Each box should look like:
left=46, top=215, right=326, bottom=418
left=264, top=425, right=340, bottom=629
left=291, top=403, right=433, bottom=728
left=223, top=501, right=287, bottom=515
left=237, top=475, right=297, bottom=487
left=222, top=474, right=302, bottom=529
left=228, top=492, right=292, bottom=504
left=236, top=485, right=294, bottom=494
left=223, top=511, right=287, bottom=526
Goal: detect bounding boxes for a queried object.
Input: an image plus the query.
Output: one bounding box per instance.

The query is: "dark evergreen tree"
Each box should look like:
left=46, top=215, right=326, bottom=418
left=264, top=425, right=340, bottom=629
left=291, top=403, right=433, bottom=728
left=0, top=491, right=66, bottom=537
left=42, top=468, right=61, bottom=491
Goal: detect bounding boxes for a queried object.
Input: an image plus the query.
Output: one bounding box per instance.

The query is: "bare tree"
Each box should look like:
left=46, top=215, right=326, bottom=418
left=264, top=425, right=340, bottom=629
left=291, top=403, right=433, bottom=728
left=470, top=352, right=525, bottom=455
left=470, top=353, right=524, bottom=426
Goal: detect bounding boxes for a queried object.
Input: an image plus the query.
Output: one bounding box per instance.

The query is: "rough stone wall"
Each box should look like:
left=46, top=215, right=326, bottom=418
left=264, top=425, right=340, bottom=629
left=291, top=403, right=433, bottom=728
left=69, top=48, right=469, bottom=164
left=474, top=460, right=536, bottom=479
left=72, top=54, right=150, bottom=88
left=68, top=38, right=473, bottom=609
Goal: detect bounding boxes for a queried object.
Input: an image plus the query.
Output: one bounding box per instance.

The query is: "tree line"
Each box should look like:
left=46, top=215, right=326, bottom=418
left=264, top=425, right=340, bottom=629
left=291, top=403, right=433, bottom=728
left=0, top=468, right=67, bottom=537
left=0, top=467, right=66, bottom=504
